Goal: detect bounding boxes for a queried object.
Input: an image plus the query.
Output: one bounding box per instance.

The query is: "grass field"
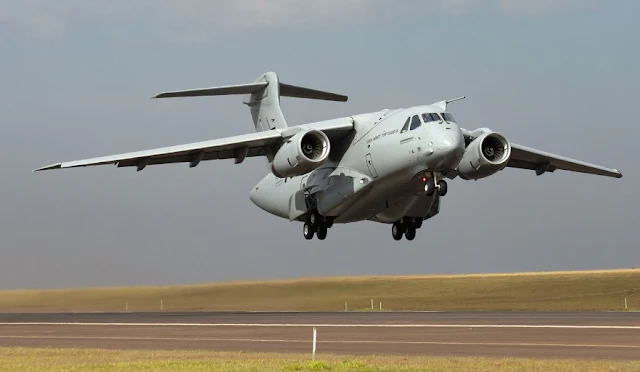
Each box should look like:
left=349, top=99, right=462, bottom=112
left=1, top=347, right=638, bottom=372
left=0, top=269, right=638, bottom=312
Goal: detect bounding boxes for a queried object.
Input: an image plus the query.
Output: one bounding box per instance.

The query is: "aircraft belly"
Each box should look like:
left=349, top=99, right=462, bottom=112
left=371, top=199, right=416, bottom=223
left=315, top=168, right=373, bottom=217
left=404, top=193, right=437, bottom=217
left=332, top=168, right=422, bottom=223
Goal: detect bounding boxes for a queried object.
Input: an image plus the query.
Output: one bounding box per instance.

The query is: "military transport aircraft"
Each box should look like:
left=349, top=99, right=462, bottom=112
left=35, top=72, right=622, bottom=240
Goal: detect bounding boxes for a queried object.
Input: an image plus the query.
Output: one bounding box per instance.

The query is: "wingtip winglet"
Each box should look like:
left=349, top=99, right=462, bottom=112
left=33, top=163, right=62, bottom=172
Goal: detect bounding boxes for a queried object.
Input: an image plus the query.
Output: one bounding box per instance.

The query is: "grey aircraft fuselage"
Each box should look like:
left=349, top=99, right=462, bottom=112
left=249, top=105, right=464, bottom=225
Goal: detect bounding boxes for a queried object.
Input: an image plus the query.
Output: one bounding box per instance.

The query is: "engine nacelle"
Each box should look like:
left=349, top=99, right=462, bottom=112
left=458, top=132, right=511, bottom=180
left=271, top=129, right=330, bottom=178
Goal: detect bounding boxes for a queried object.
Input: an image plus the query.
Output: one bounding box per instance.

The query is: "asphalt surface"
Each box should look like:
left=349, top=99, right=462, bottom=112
left=1, top=312, right=639, bottom=359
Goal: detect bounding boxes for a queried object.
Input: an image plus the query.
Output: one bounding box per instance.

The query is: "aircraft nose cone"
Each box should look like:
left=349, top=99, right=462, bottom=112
left=437, top=132, right=457, bottom=149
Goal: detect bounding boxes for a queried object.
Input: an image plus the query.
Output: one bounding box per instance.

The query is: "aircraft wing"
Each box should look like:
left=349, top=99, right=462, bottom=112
left=33, top=120, right=355, bottom=172
left=34, top=131, right=283, bottom=172
left=507, top=143, right=622, bottom=178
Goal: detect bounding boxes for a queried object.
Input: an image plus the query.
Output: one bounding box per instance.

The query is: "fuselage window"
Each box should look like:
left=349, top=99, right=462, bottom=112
left=410, top=115, right=421, bottom=130
left=442, top=113, right=457, bottom=123
left=421, top=113, right=441, bottom=123
left=400, top=117, right=410, bottom=133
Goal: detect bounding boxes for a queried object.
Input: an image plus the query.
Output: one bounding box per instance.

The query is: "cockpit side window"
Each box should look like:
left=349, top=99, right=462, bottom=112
left=410, top=115, right=421, bottom=130
left=400, top=117, right=410, bottom=133
left=421, top=113, right=441, bottom=123
left=442, top=113, right=457, bottom=123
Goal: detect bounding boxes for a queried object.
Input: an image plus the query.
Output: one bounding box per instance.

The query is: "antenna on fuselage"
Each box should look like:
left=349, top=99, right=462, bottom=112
left=433, top=96, right=465, bottom=111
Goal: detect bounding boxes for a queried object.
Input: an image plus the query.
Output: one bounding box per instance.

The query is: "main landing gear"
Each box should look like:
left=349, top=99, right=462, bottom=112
left=392, top=217, right=423, bottom=241
left=303, top=210, right=334, bottom=240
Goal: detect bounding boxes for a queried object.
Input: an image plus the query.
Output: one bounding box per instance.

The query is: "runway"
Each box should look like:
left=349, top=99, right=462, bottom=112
left=1, top=312, right=639, bottom=359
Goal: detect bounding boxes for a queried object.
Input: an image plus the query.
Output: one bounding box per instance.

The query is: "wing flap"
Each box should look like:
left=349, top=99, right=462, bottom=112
left=34, top=130, right=282, bottom=172
left=508, top=143, right=622, bottom=178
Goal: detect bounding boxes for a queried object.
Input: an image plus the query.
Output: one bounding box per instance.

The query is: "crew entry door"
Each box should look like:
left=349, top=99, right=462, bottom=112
left=366, top=153, right=378, bottom=178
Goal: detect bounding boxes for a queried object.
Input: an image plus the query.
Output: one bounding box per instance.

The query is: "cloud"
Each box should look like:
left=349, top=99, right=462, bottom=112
left=498, top=0, right=601, bottom=14
left=438, top=0, right=480, bottom=14
left=0, top=0, right=384, bottom=42
left=0, top=0, right=596, bottom=42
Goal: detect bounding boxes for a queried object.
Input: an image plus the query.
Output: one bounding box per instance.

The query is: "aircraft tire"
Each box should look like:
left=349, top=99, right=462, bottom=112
left=413, top=218, right=423, bottom=229
left=392, top=222, right=404, bottom=240
left=324, top=217, right=334, bottom=228
left=437, top=180, right=448, bottom=196
left=405, top=226, right=416, bottom=240
left=425, top=178, right=436, bottom=196
left=303, top=222, right=315, bottom=240
left=309, top=211, right=319, bottom=227
left=317, top=226, right=327, bottom=240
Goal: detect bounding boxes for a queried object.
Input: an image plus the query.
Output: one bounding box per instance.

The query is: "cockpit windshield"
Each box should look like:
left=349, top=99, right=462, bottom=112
left=421, top=113, right=441, bottom=123
left=442, top=113, right=456, bottom=123
left=421, top=112, right=457, bottom=123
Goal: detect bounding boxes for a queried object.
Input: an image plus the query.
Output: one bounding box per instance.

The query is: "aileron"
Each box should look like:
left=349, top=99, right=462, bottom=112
left=508, top=143, right=622, bottom=178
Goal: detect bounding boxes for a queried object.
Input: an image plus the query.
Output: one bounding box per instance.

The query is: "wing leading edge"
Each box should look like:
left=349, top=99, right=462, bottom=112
left=507, top=143, right=622, bottom=178
left=33, top=120, right=354, bottom=172
left=33, top=130, right=283, bottom=172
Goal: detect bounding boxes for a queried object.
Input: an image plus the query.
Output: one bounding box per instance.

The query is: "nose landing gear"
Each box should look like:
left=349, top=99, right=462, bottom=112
left=437, top=180, right=448, bottom=196
left=423, top=173, right=448, bottom=197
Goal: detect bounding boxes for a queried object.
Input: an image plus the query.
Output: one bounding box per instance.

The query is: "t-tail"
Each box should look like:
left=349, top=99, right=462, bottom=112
left=153, top=72, right=348, bottom=132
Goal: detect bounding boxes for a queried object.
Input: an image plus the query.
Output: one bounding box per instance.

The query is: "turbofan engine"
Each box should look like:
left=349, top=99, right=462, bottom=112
left=271, top=129, right=330, bottom=178
left=458, top=132, right=511, bottom=180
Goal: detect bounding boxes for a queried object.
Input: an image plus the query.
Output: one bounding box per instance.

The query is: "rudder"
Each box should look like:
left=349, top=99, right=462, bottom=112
left=242, top=72, right=288, bottom=132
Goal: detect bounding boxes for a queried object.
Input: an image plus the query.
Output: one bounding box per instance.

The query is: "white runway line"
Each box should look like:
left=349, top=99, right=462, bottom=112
left=1, top=322, right=639, bottom=329
left=0, top=335, right=638, bottom=349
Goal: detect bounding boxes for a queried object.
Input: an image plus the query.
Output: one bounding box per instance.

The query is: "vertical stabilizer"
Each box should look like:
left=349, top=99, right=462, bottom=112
left=242, top=72, right=288, bottom=132
left=153, top=71, right=347, bottom=134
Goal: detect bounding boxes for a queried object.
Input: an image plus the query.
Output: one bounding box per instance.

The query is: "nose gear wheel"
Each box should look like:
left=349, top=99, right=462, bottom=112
left=437, top=180, right=448, bottom=196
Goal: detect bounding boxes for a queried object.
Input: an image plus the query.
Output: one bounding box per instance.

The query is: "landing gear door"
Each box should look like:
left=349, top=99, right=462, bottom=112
left=366, top=153, right=378, bottom=178
left=289, top=190, right=308, bottom=221
left=425, top=193, right=440, bottom=219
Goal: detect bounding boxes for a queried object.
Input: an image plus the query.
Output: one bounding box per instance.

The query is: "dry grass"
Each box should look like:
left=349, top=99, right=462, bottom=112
left=0, top=347, right=638, bottom=372
left=0, top=269, right=638, bottom=312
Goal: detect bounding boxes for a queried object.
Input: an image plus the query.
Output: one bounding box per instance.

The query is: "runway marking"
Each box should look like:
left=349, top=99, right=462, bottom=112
left=1, top=322, right=639, bottom=329
left=0, top=335, right=638, bottom=349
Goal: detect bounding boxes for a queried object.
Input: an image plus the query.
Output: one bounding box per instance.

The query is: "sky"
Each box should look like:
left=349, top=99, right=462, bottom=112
left=0, top=0, right=638, bottom=289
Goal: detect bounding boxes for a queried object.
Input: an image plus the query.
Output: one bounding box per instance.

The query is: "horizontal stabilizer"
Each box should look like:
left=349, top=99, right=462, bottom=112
left=153, top=82, right=268, bottom=98
left=151, top=72, right=347, bottom=102
left=280, top=83, right=347, bottom=102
